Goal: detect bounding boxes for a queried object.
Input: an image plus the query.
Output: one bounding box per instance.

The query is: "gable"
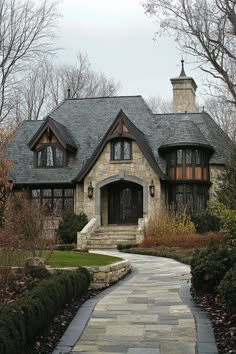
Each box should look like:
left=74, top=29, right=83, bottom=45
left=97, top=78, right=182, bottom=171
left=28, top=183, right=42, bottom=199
left=28, top=116, right=77, bottom=153
left=74, top=109, right=167, bottom=182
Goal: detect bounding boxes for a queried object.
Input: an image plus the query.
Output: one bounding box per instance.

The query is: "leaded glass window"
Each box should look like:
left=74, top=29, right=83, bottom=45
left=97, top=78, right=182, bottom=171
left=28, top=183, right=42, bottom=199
left=36, top=145, right=64, bottom=167
left=111, top=139, right=132, bottom=160
left=31, top=188, right=74, bottom=216
left=186, top=149, right=192, bottom=165
left=177, top=149, right=183, bottom=165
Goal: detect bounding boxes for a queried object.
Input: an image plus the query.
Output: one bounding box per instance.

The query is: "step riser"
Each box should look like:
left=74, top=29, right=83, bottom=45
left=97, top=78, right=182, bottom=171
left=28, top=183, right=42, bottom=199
left=86, top=225, right=138, bottom=249
left=89, top=240, right=135, bottom=245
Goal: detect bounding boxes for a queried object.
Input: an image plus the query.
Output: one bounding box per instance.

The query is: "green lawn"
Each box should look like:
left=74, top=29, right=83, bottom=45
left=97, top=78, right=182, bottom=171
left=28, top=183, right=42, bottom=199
left=44, top=251, right=123, bottom=267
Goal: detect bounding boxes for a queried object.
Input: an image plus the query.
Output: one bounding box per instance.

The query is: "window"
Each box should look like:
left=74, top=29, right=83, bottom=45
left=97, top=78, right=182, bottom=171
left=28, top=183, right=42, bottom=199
left=36, top=145, right=64, bottom=167
left=170, top=183, right=208, bottom=214
left=167, top=149, right=209, bottom=180
left=111, top=139, right=132, bottom=161
left=31, top=188, right=74, bottom=216
left=177, top=149, right=183, bottom=165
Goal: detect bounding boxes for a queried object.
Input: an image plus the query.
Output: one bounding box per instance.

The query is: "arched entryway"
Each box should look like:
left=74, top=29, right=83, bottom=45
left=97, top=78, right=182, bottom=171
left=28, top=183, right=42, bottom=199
left=95, top=174, right=147, bottom=225
left=107, top=181, right=143, bottom=224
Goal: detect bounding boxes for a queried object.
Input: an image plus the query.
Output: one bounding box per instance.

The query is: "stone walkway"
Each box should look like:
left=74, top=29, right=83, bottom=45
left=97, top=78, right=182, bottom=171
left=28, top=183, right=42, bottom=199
left=53, top=251, right=218, bottom=354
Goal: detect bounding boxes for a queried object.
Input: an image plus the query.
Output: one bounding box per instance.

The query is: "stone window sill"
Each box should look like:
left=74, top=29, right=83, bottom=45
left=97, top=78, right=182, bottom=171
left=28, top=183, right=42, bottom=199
left=110, top=160, right=133, bottom=164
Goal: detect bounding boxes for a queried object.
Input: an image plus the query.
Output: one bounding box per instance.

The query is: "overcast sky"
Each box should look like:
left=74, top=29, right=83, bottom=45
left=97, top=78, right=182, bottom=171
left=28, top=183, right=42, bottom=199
left=55, top=0, right=205, bottom=102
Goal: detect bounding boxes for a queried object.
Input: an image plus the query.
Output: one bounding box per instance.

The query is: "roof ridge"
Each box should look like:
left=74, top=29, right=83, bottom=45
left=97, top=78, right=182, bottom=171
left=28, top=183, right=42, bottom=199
left=65, top=95, right=143, bottom=101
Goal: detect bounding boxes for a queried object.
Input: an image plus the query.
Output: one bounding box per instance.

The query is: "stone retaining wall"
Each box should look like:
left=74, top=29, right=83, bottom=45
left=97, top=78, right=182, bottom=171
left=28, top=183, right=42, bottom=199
left=86, top=260, right=131, bottom=290
left=50, top=260, right=131, bottom=290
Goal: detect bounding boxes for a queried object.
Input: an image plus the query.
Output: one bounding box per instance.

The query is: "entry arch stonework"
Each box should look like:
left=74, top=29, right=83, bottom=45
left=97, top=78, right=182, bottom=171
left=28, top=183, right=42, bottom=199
left=95, top=173, right=148, bottom=218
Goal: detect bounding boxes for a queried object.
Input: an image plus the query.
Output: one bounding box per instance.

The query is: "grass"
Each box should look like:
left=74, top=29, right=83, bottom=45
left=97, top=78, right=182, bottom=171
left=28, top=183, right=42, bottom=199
left=43, top=251, right=123, bottom=267
left=0, top=250, right=123, bottom=268
left=121, top=246, right=194, bottom=265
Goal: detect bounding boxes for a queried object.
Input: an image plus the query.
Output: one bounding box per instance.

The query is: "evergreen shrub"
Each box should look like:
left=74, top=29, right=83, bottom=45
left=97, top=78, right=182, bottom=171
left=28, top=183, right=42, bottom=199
left=219, top=265, right=236, bottom=314
left=190, top=243, right=235, bottom=293
left=191, top=210, right=221, bottom=233
left=57, top=212, right=88, bottom=244
left=0, top=268, right=90, bottom=354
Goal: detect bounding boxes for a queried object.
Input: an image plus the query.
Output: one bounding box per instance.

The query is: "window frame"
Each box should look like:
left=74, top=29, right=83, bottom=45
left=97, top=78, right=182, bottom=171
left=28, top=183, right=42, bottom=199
left=110, top=139, right=132, bottom=161
left=31, top=187, right=74, bottom=216
left=167, top=148, right=209, bottom=181
left=169, top=182, right=209, bottom=214
left=35, top=144, right=65, bottom=168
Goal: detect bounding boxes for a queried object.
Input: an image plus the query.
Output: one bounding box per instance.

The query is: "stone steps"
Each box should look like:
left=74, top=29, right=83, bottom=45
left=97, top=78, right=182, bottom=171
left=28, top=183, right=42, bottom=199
left=87, top=225, right=137, bottom=250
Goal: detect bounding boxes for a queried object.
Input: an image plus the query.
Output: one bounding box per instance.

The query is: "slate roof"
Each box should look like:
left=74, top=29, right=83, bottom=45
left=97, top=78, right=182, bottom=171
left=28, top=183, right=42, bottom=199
left=8, top=96, right=233, bottom=185
left=159, top=120, right=214, bottom=151
left=28, top=116, right=77, bottom=152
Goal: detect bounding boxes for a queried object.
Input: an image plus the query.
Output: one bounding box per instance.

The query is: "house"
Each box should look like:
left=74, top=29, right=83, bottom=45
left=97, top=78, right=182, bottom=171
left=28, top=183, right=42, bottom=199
left=8, top=62, right=232, bottom=248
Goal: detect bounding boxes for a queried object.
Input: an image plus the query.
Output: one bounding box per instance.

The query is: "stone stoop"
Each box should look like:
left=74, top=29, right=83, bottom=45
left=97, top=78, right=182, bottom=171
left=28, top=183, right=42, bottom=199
left=87, top=225, right=137, bottom=250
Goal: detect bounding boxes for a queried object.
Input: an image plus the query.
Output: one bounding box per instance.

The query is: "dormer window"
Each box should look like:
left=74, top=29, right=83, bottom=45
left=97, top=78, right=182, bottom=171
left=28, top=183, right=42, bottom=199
left=36, top=145, right=64, bottom=168
left=111, top=139, right=132, bottom=161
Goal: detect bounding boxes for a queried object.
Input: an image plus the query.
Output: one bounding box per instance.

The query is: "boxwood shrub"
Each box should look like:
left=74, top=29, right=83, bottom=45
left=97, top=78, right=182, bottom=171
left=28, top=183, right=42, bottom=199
left=0, top=268, right=90, bottom=354
left=190, top=244, right=235, bottom=293
left=219, top=265, right=236, bottom=314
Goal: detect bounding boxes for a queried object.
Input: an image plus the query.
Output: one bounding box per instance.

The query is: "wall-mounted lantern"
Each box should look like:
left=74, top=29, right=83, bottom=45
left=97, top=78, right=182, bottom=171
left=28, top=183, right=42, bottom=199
left=8, top=179, right=14, bottom=190
left=149, top=180, right=155, bottom=197
left=88, top=181, right=94, bottom=199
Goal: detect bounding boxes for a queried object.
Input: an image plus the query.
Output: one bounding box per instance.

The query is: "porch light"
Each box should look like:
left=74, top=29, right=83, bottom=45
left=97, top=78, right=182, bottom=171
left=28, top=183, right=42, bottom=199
left=8, top=179, right=14, bottom=190
left=149, top=180, right=155, bottom=197
left=88, top=181, right=94, bottom=199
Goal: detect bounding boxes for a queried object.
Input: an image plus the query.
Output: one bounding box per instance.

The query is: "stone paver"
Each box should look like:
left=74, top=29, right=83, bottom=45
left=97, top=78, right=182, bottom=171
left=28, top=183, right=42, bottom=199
left=53, top=251, right=218, bottom=354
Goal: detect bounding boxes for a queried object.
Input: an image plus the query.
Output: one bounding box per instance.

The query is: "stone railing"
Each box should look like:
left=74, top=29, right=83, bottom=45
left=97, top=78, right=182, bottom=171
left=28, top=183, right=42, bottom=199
left=86, top=260, right=131, bottom=289
left=77, top=215, right=101, bottom=249
left=136, top=217, right=148, bottom=244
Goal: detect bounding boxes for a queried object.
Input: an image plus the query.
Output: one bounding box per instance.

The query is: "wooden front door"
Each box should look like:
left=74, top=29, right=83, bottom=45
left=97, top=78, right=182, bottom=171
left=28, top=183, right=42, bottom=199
left=108, top=182, right=143, bottom=224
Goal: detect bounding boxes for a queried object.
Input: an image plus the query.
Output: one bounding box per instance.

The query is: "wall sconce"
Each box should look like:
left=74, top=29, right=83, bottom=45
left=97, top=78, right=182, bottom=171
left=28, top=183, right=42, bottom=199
left=149, top=180, right=155, bottom=197
left=8, top=179, right=14, bottom=191
left=88, top=181, right=94, bottom=199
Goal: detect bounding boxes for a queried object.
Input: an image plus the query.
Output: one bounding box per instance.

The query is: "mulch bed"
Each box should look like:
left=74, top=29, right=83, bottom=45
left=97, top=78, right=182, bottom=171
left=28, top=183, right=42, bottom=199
left=27, top=288, right=102, bottom=354
left=191, top=289, right=236, bottom=354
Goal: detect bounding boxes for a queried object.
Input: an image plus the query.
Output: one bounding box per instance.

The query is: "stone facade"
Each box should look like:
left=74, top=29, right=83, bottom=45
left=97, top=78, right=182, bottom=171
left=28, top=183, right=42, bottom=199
left=74, top=141, right=162, bottom=223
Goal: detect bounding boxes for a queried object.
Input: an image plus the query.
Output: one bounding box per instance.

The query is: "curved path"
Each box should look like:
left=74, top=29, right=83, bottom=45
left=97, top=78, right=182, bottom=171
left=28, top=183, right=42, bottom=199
left=53, top=251, right=218, bottom=354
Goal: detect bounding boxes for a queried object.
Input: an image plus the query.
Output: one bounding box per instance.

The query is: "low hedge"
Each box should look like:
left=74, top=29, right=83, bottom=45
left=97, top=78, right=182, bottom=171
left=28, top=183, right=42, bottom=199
left=0, top=268, right=91, bottom=354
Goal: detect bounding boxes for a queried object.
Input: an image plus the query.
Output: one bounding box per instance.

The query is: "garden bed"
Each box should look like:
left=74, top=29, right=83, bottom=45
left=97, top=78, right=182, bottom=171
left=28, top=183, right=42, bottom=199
left=120, top=246, right=194, bottom=264
left=192, top=289, right=236, bottom=354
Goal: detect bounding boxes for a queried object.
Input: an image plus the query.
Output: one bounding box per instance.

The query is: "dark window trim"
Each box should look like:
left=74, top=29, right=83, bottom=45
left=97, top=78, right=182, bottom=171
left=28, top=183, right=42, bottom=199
left=110, top=139, right=132, bottom=161
left=169, top=182, right=209, bottom=213
left=167, top=148, right=209, bottom=181
left=31, top=187, right=74, bottom=216
left=34, top=144, right=66, bottom=168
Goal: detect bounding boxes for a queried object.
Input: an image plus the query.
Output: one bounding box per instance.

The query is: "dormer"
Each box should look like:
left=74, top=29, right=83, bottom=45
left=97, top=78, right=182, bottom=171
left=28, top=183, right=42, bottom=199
left=27, top=117, right=77, bottom=168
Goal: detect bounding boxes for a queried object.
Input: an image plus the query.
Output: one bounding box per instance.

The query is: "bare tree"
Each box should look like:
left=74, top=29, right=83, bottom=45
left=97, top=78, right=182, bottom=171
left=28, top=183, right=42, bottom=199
left=12, top=53, right=120, bottom=121
left=146, top=96, right=172, bottom=113
left=48, top=53, right=120, bottom=107
left=0, top=0, right=60, bottom=124
left=19, top=58, right=52, bottom=121
left=204, top=97, right=236, bottom=142
left=143, top=0, right=236, bottom=106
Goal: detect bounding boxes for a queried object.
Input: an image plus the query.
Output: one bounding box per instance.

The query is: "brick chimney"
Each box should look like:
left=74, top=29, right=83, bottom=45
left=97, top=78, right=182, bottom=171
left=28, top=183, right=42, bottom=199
left=171, top=60, right=197, bottom=113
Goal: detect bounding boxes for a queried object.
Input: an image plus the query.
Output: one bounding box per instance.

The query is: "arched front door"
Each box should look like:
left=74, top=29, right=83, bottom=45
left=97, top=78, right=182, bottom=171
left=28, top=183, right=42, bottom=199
left=108, top=182, right=143, bottom=224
